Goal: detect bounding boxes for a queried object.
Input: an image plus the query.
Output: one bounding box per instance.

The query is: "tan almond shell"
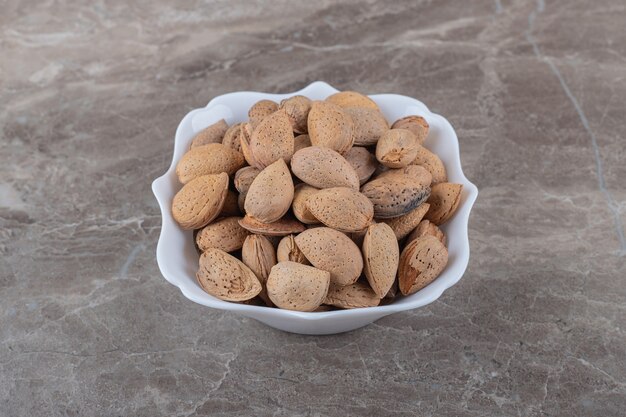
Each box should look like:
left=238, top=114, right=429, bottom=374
left=360, top=174, right=431, bottom=219
left=222, top=122, right=243, bottom=153
left=381, top=203, right=430, bottom=240
left=343, top=107, right=389, bottom=146
left=290, top=146, right=360, bottom=190
left=241, top=234, right=277, bottom=306
left=244, top=159, right=294, bottom=223
left=425, top=183, right=463, bottom=225
left=410, top=145, right=448, bottom=184
left=305, top=187, right=373, bottom=233
left=343, top=146, right=378, bottom=185
left=406, top=220, right=446, bottom=247
left=398, top=235, right=448, bottom=296
left=196, top=248, right=262, bottom=301
left=248, top=99, right=278, bottom=130
left=324, top=282, right=381, bottom=309
left=375, top=129, right=419, bottom=169
left=279, top=95, right=312, bottom=134
left=292, top=183, right=321, bottom=225
left=220, top=190, right=241, bottom=217
left=307, top=101, right=355, bottom=154
left=250, top=109, right=295, bottom=168
left=239, top=122, right=260, bottom=168
left=190, top=119, right=229, bottom=148
left=266, top=262, right=330, bottom=311
left=276, top=235, right=310, bottom=264
left=294, top=227, right=363, bottom=286
left=172, top=173, right=229, bottom=229
left=391, top=115, right=429, bottom=145
left=239, top=215, right=305, bottom=236
left=176, top=143, right=245, bottom=184
left=234, top=166, right=261, bottom=194
left=375, top=165, right=432, bottom=187
left=362, top=223, right=399, bottom=298
left=196, top=216, right=249, bottom=253
left=326, top=91, right=379, bottom=110
left=293, top=134, right=312, bottom=153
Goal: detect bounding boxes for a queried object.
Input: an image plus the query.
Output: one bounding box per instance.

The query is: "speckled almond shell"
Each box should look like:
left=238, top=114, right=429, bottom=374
left=172, top=173, right=229, bottom=230
left=290, top=146, right=360, bottom=190
left=221, top=122, right=243, bottom=153
left=239, top=215, right=305, bottom=236
left=294, top=227, right=363, bottom=286
left=276, top=235, right=310, bottom=265
left=411, top=145, right=448, bottom=184
left=196, top=248, right=262, bottom=302
left=305, top=187, right=373, bottom=233
left=248, top=99, right=278, bottom=130
left=266, top=261, right=330, bottom=312
left=250, top=109, right=295, bottom=168
left=307, top=101, right=355, bottom=154
left=279, top=95, right=311, bottom=134
left=234, top=166, right=261, bottom=195
left=375, top=165, right=432, bottom=187
left=292, top=183, right=320, bottom=225
left=406, top=220, right=446, bottom=246
left=324, top=282, right=381, bottom=309
left=343, top=146, right=378, bottom=185
left=195, top=216, right=249, bottom=253
left=175, top=143, right=245, bottom=184
left=190, top=119, right=229, bottom=148
left=220, top=190, right=241, bottom=217
left=381, top=203, right=430, bottom=240
left=398, top=235, right=448, bottom=296
left=344, top=107, right=389, bottom=146
left=241, top=234, right=277, bottom=306
left=362, top=223, right=399, bottom=298
left=391, top=115, right=429, bottom=145
left=360, top=174, right=431, bottom=219
left=239, top=122, right=260, bottom=168
left=293, top=134, right=312, bottom=153
left=244, top=159, right=294, bottom=223
left=425, top=183, right=463, bottom=225
left=326, top=91, right=379, bottom=110
left=375, top=129, right=419, bottom=169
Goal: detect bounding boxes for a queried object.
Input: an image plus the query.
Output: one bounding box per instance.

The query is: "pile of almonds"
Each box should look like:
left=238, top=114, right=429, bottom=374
left=171, top=91, right=463, bottom=311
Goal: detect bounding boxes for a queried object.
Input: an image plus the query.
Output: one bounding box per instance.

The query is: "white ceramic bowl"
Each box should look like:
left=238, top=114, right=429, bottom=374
left=152, top=81, right=478, bottom=335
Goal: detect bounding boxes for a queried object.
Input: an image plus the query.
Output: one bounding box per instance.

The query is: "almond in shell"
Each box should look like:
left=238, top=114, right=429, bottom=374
left=196, top=248, right=261, bottom=301
left=324, top=282, right=381, bottom=309
left=172, top=173, right=229, bottom=229
left=375, top=165, right=432, bottom=187
left=392, top=115, right=429, bottom=145
left=244, top=159, right=294, bottom=223
left=307, top=101, right=354, bottom=154
left=294, top=134, right=312, bottom=153
left=266, top=262, right=330, bottom=311
left=343, top=146, right=378, bottom=185
left=398, top=235, right=448, bottom=296
left=305, top=187, right=373, bottom=233
left=250, top=109, right=295, bottom=168
left=360, top=173, right=431, bottom=219
left=425, top=183, right=463, bottom=225
left=276, top=235, right=310, bottom=264
left=406, top=220, right=446, bottom=246
left=344, top=107, right=389, bottom=146
left=411, top=145, right=447, bottom=184
left=234, top=166, right=261, bottom=194
left=248, top=99, right=278, bottom=130
left=239, top=122, right=260, bottom=168
left=176, top=143, right=245, bottom=184
left=381, top=203, right=430, bottom=240
left=294, top=227, right=363, bottom=286
left=279, top=95, right=311, bottom=134
left=239, top=215, right=305, bottom=236
left=196, top=216, right=249, bottom=252
left=242, top=234, right=277, bottom=306
left=291, top=146, right=359, bottom=190
left=362, top=223, right=399, bottom=298
left=326, top=91, right=379, bottom=110
left=222, top=122, right=243, bottom=152
left=375, top=129, right=419, bottom=168
left=190, top=119, right=229, bottom=148
left=292, top=184, right=321, bottom=225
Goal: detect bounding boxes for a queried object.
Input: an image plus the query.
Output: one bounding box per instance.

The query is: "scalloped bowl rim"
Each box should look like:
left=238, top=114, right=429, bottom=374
left=151, top=81, right=477, bottom=329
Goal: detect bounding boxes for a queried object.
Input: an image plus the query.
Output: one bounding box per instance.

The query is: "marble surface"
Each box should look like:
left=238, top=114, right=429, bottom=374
left=1, top=0, right=625, bottom=415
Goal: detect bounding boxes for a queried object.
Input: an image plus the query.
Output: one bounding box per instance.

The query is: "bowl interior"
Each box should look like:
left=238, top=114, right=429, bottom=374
left=152, top=81, right=478, bottom=322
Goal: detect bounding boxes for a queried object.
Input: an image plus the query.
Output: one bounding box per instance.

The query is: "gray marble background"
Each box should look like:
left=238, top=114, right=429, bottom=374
left=1, top=0, right=625, bottom=416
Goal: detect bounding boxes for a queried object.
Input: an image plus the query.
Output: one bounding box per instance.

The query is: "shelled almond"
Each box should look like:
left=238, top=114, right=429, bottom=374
left=171, top=90, right=464, bottom=311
